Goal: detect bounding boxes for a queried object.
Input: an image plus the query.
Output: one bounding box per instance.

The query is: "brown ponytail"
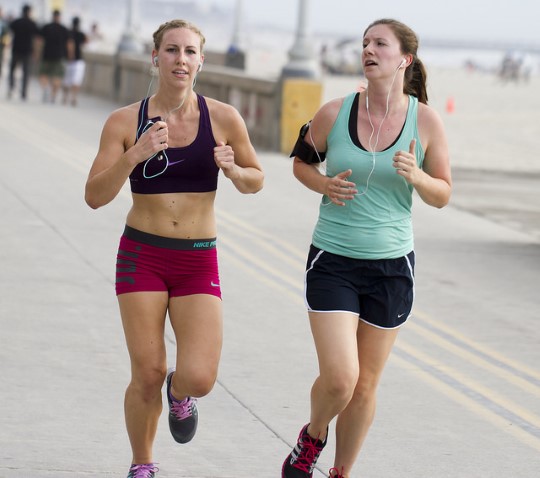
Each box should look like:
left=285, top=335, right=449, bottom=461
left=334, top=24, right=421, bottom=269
left=404, top=56, right=428, bottom=104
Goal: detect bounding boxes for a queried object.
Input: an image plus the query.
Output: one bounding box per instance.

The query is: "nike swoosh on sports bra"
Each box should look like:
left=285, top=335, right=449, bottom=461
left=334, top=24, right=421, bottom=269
left=129, top=94, right=219, bottom=194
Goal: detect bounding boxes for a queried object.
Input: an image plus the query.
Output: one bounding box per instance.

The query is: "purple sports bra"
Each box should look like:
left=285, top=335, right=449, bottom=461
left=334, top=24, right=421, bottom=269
left=129, top=94, right=219, bottom=194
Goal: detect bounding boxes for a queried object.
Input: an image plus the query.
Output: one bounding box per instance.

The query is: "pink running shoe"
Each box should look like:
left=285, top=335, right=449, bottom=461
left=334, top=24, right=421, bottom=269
left=127, top=463, right=158, bottom=478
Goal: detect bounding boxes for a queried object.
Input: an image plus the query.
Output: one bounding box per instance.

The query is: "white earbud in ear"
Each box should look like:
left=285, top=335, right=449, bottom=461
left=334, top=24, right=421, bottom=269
left=197, top=62, right=203, bottom=72
left=399, top=58, right=407, bottom=69
left=153, top=56, right=159, bottom=66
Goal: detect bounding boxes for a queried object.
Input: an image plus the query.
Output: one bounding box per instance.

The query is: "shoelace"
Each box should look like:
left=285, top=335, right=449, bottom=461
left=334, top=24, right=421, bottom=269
left=329, top=467, right=344, bottom=478
left=128, top=463, right=159, bottom=478
left=292, top=434, right=324, bottom=472
left=170, top=397, right=196, bottom=420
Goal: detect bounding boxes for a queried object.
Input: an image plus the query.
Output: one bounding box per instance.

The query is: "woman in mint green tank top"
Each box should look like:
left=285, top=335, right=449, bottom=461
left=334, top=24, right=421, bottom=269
left=282, top=19, right=452, bottom=478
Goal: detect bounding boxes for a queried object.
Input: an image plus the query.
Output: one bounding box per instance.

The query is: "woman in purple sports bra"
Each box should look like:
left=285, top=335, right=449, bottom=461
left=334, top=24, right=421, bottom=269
left=85, top=19, right=264, bottom=478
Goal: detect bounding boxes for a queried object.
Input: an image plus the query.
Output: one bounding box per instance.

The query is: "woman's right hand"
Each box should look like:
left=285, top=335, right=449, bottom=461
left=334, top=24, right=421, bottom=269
left=86, top=108, right=169, bottom=209
left=134, top=120, right=169, bottom=164
left=325, top=169, right=357, bottom=206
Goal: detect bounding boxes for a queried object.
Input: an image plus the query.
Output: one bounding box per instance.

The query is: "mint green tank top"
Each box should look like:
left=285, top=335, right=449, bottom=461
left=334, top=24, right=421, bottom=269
left=312, top=93, right=424, bottom=259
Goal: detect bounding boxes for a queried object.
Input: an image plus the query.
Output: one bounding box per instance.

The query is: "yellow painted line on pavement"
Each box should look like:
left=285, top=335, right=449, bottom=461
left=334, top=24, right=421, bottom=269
left=398, top=341, right=540, bottom=431
left=0, top=102, right=95, bottom=175
left=414, top=310, right=540, bottom=381
left=218, top=228, right=300, bottom=292
left=391, top=352, right=540, bottom=453
left=218, top=248, right=301, bottom=304
left=407, top=320, right=540, bottom=397
left=217, top=209, right=307, bottom=263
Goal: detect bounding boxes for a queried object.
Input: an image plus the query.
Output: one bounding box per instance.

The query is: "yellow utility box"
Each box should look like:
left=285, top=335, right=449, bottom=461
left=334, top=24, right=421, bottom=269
left=280, top=79, right=323, bottom=154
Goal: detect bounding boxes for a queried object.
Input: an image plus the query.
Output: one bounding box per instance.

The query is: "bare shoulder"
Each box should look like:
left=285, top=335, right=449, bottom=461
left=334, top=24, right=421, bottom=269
left=416, top=101, right=450, bottom=180
left=417, top=102, right=444, bottom=130
left=311, top=96, right=345, bottom=136
left=101, top=102, right=140, bottom=145
left=104, top=102, right=139, bottom=130
left=89, top=102, right=141, bottom=179
left=203, top=96, right=241, bottom=123
left=203, top=95, right=247, bottom=144
left=319, top=96, right=345, bottom=117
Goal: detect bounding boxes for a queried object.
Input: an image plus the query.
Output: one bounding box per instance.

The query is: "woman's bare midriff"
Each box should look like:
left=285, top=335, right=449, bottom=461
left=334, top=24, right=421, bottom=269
left=126, top=191, right=217, bottom=239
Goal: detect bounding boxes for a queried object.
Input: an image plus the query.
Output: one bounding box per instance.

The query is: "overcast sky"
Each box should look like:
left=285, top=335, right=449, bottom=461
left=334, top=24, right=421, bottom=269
left=2, top=0, right=536, bottom=47
left=212, top=0, right=539, bottom=44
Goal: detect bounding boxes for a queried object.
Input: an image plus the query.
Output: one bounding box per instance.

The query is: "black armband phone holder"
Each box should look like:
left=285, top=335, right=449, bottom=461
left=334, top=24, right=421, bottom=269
left=290, top=121, right=326, bottom=164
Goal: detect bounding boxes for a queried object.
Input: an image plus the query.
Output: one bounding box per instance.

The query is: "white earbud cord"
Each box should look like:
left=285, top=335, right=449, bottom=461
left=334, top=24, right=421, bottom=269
left=362, top=63, right=402, bottom=197
left=142, top=66, right=198, bottom=178
left=309, top=63, right=402, bottom=206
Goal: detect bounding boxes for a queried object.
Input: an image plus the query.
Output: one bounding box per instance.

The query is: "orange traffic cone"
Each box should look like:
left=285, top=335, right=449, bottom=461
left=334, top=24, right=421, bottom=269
left=446, top=96, right=455, bottom=114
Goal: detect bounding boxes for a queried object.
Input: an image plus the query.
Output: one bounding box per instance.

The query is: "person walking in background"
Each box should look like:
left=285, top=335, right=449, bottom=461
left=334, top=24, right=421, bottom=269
left=0, top=6, right=8, bottom=78
left=281, top=18, right=451, bottom=478
left=7, top=4, right=39, bottom=100
left=86, top=21, right=104, bottom=52
left=38, top=9, right=71, bottom=103
left=85, top=19, right=264, bottom=478
left=62, top=16, right=87, bottom=106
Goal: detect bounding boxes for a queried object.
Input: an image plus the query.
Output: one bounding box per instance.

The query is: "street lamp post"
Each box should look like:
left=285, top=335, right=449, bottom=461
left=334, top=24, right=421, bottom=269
left=278, top=0, right=322, bottom=154
left=117, top=0, right=143, bottom=53
left=225, top=0, right=246, bottom=69
left=281, top=0, right=319, bottom=79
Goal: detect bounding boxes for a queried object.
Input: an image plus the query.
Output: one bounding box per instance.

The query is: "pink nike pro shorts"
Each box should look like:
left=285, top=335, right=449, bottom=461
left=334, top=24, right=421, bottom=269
left=115, top=225, right=222, bottom=299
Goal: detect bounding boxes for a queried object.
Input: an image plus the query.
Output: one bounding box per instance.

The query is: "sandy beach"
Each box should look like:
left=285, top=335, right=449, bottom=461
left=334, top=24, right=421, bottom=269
left=321, top=67, right=540, bottom=174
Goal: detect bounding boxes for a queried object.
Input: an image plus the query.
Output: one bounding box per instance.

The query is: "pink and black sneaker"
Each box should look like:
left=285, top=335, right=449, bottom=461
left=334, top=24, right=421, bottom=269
left=127, top=463, right=158, bottom=478
left=329, top=467, right=345, bottom=478
left=282, top=424, right=327, bottom=478
left=166, top=369, right=198, bottom=443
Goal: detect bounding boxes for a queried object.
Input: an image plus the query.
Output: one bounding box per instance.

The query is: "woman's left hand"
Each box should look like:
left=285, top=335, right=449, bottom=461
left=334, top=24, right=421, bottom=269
left=214, top=141, right=238, bottom=178
left=393, top=139, right=421, bottom=185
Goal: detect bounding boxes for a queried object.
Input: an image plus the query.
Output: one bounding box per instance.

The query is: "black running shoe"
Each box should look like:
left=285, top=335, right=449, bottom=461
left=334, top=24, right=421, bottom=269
left=282, top=424, right=327, bottom=478
left=166, top=369, right=198, bottom=443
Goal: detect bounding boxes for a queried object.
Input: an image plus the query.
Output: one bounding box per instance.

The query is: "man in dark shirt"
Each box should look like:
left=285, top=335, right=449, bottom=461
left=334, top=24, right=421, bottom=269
left=8, top=4, right=39, bottom=100
left=38, top=9, right=71, bottom=103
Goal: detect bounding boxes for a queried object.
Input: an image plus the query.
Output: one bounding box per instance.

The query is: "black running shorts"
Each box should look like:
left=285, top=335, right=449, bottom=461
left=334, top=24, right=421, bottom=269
left=304, top=245, right=415, bottom=329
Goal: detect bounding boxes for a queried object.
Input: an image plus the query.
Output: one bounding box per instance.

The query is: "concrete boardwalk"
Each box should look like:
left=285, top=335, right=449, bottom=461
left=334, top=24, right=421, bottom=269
left=1, top=82, right=540, bottom=478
